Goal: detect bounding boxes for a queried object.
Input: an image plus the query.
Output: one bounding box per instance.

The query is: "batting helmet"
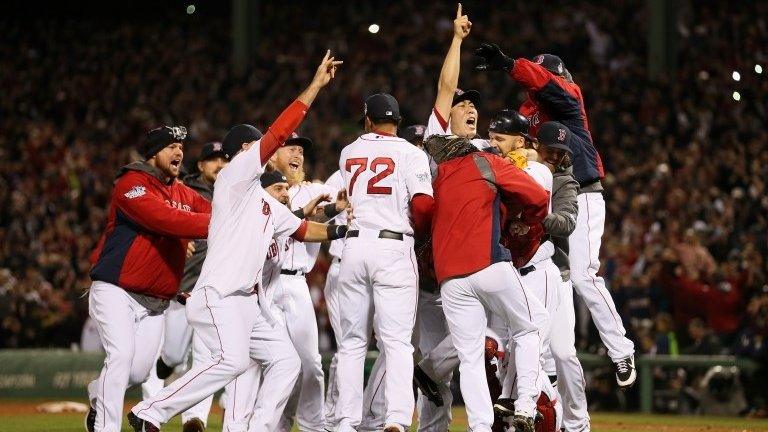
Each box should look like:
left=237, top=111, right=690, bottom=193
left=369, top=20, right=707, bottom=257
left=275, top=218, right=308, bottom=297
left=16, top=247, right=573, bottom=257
left=488, top=109, right=534, bottom=141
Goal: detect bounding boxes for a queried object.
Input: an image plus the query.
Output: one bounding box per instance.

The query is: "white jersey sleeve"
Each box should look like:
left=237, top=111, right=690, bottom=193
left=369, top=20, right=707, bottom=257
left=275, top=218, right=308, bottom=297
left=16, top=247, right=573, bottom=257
left=265, top=193, right=303, bottom=239
left=216, top=140, right=265, bottom=185
left=523, top=161, right=555, bottom=266
left=405, top=149, right=433, bottom=199
left=425, top=108, right=451, bottom=140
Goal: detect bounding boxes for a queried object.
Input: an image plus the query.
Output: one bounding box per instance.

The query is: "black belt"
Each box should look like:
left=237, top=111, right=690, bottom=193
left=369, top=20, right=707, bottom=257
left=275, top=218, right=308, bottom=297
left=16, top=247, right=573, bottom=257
left=281, top=269, right=305, bottom=276
left=519, top=265, right=536, bottom=276
left=346, top=229, right=405, bottom=241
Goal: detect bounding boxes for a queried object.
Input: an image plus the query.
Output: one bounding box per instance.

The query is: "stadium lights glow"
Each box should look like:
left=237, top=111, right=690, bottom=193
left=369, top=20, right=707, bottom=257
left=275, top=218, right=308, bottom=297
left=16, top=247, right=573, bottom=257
left=732, top=91, right=741, bottom=101
left=186, top=4, right=196, bottom=14
left=698, top=70, right=709, bottom=81
left=732, top=71, right=741, bottom=81
left=368, top=24, right=380, bottom=34
left=756, top=64, right=764, bottom=74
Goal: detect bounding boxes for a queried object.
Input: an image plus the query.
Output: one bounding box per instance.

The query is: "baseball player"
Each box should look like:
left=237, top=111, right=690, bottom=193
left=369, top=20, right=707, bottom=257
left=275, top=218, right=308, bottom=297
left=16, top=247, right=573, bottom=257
left=85, top=125, right=212, bottom=432
left=322, top=168, right=348, bottom=431
left=475, top=44, right=637, bottom=387
left=155, top=141, right=231, bottom=432
left=335, top=92, right=434, bottom=432
left=423, top=134, right=550, bottom=432
left=220, top=169, right=348, bottom=432
left=268, top=133, right=348, bottom=431
left=128, top=51, right=342, bottom=432
left=425, top=4, right=489, bottom=152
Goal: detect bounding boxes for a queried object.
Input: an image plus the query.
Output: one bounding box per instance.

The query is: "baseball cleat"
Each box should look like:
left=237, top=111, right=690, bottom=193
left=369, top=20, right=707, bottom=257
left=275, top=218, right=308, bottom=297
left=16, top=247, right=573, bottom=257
left=84, top=406, right=96, bottom=432
left=413, top=365, right=444, bottom=407
left=511, top=414, right=535, bottom=432
left=614, top=355, right=637, bottom=389
left=156, top=358, right=174, bottom=380
left=182, top=417, right=205, bottom=432
left=127, top=411, right=160, bottom=432
left=493, top=397, right=515, bottom=417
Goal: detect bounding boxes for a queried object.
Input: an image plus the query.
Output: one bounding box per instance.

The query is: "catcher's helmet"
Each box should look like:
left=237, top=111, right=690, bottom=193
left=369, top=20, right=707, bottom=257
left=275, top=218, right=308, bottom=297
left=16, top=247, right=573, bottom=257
left=488, top=109, right=534, bottom=141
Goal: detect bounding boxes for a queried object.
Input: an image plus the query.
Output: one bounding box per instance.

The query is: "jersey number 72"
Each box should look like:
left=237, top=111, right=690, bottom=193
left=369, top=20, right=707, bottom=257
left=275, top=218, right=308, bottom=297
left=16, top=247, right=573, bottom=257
left=345, top=157, right=395, bottom=195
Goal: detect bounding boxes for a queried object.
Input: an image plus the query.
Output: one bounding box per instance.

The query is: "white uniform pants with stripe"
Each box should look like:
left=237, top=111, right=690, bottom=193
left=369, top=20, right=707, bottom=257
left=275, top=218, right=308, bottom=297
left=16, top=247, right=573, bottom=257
left=335, top=235, right=418, bottom=431
left=441, top=262, right=547, bottom=432
left=87, top=281, right=164, bottom=432
left=220, top=308, right=301, bottom=432
left=274, top=274, right=325, bottom=431
left=131, top=287, right=299, bottom=429
left=569, top=192, right=634, bottom=361
left=361, top=288, right=453, bottom=432
left=323, top=257, right=342, bottom=430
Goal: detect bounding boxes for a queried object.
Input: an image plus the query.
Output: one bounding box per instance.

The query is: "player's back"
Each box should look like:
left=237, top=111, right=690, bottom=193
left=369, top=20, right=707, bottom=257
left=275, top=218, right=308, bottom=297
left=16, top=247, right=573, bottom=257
left=339, top=132, right=431, bottom=236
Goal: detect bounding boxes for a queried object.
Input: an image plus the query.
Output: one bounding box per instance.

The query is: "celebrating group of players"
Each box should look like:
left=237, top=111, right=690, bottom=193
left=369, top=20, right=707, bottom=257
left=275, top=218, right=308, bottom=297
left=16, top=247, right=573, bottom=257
left=83, top=4, right=638, bottom=432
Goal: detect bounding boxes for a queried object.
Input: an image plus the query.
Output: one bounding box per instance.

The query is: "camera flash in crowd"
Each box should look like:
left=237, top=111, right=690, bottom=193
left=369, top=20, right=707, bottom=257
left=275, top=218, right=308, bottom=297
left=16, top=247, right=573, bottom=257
left=186, top=4, right=196, bottom=15
left=368, top=24, right=380, bottom=34
left=756, top=64, right=764, bottom=74
left=732, top=91, right=741, bottom=101
left=732, top=71, right=741, bottom=81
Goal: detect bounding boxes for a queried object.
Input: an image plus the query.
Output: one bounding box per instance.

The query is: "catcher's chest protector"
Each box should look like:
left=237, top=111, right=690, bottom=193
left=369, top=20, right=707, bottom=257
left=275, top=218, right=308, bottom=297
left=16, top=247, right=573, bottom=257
left=536, top=392, right=557, bottom=432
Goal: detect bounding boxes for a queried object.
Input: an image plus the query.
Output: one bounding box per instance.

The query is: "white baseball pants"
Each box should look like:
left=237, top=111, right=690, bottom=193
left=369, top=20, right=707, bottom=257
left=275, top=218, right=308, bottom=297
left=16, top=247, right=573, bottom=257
left=275, top=274, right=325, bottom=431
left=131, top=287, right=299, bottom=428
left=441, top=262, right=546, bottom=432
left=87, top=281, right=164, bottom=432
left=323, top=258, right=342, bottom=430
left=547, top=280, right=590, bottom=432
left=222, top=321, right=299, bottom=432
left=569, top=192, right=634, bottom=361
left=335, top=234, right=418, bottom=431
left=160, top=299, right=194, bottom=367
left=415, top=290, right=454, bottom=432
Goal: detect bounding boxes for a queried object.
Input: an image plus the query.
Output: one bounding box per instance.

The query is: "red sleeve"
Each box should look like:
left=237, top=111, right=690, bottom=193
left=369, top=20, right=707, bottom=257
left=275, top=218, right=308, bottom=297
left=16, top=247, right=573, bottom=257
left=114, top=174, right=210, bottom=239
left=489, top=156, right=549, bottom=225
left=260, top=100, right=310, bottom=164
left=510, top=58, right=562, bottom=92
left=410, top=193, right=435, bottom=239
left=290, top=219, right=309, bottom=241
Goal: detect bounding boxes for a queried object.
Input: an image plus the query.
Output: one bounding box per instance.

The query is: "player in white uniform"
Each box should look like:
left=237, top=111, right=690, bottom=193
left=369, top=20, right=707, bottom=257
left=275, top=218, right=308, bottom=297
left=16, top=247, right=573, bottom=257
left=220, top=170, right=349, bottom=432
left=322, top=169, right=348, bottom=431
left=128, top=52, right=342, bottom=432
left=268, top=133, right=347, bottom=431
left=335, top=93, right=434, bottom=432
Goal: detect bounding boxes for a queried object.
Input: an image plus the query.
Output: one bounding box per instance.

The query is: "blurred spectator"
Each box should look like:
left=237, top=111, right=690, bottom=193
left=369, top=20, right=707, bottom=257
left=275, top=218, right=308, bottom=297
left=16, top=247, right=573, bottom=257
left=683, top=318, right=724, bottom=356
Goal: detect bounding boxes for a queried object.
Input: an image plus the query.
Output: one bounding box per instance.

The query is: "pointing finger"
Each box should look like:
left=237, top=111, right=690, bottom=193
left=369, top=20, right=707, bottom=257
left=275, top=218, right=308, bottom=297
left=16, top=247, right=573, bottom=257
left=456, top=3, right=462, bottom=19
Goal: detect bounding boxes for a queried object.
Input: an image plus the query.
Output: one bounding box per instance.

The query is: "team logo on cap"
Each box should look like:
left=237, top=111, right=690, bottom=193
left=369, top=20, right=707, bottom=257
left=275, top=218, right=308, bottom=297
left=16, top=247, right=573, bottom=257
left=213, top=142, right=222, bottom=152
left=558, top=128, right=567, bottom=141
left=534, top=55, right=544, bottom=64
left=415, top=125, right=425, bottom=135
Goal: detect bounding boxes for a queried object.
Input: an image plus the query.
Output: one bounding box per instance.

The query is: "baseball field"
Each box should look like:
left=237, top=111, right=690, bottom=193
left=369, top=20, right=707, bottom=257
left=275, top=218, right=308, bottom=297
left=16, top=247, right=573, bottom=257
left=2, top=400, right=767, bottom=432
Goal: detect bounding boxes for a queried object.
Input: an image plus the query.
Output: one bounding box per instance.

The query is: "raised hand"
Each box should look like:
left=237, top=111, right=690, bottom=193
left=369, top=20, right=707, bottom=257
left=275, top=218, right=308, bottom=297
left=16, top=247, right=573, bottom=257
left=474, top=42, right=514, bottom=72
left=454, top=3, right=472, bottom=40
left=311, top=50, right=343, bottom=89
left=334, top=189, right=349, bottom=212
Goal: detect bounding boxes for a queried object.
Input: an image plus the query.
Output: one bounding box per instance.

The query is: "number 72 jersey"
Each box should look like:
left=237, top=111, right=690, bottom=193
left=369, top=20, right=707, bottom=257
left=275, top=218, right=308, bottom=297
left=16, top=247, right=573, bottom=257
left=339, top=132, right=433, bottom=235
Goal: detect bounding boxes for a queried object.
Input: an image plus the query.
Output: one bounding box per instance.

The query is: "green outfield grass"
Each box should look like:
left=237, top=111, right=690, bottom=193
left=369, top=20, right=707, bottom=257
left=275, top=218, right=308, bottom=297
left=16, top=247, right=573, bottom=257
left=2, top=401, right=767, bottom=432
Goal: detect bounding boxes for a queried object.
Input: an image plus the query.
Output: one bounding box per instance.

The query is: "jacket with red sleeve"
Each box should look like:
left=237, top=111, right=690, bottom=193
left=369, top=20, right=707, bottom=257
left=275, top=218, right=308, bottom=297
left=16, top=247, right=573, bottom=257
left=511, top=58, right=605, bottom=186
left=90, top=162, right=211, bottom=301
left=431, top=151, right=549, bottom=284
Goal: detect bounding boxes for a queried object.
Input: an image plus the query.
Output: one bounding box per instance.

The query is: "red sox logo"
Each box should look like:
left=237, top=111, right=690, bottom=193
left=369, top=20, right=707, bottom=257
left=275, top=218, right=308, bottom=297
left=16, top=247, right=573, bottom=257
left=534, top=55, right=544, bottom=64
left=266, top=239, right=279, bottom=260
left=558, top=128, right=567, bottom=142
left=262, top=199, right=271, bottom=215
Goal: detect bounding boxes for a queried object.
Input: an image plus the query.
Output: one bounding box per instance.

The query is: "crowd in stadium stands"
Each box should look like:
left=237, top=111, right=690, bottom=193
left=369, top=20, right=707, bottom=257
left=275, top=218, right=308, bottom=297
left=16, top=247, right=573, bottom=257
left=0, top=0, right=766, bottom=414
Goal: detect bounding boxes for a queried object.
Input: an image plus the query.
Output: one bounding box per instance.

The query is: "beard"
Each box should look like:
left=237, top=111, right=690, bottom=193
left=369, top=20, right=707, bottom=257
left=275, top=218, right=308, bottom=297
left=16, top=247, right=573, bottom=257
left=284, top=168, right=305, bottom=185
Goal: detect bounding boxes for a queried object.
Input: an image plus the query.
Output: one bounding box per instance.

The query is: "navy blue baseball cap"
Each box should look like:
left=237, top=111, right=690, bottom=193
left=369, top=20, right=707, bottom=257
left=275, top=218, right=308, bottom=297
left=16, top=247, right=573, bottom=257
left=222, top=124, right=263, bottom=158
left=532, top=54, right=565, bottom=76
left=452, top=88, right=481, bottom=107
left=536, top=121, right=573, bottom=155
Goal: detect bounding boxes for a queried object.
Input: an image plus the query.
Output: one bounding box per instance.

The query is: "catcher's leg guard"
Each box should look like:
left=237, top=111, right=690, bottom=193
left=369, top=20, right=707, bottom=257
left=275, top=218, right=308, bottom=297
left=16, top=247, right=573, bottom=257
left=535, top=392, right=557, bottom=432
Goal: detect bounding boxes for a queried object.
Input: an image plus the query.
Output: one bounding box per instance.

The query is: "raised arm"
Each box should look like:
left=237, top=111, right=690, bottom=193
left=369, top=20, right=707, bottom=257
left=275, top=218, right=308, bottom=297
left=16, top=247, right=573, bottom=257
left=260, top=50, right=343, bottom=163
left=434, top=3, right=472, bottom=121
